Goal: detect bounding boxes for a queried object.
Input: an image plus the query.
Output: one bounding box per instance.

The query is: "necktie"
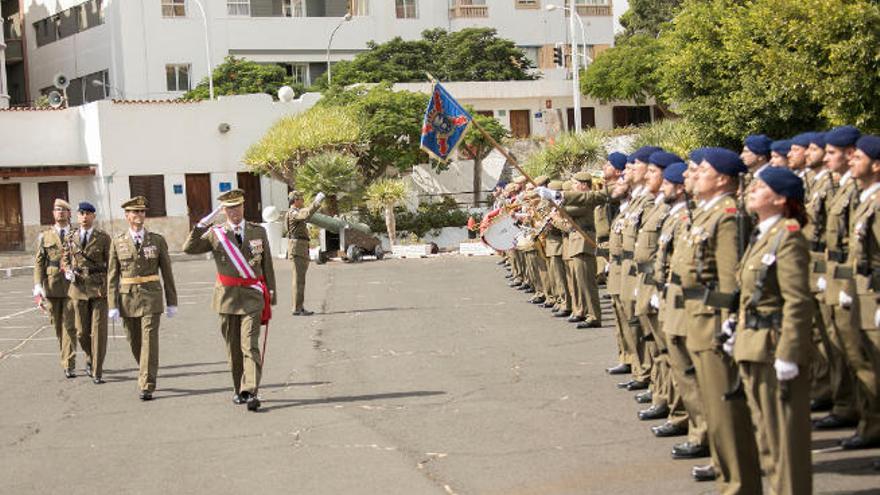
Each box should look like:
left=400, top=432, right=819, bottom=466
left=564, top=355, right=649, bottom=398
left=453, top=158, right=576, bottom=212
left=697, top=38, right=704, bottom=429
left=60, top=229, right=66, bottom=241
left=748, top=227, right=760, bottom=247
left=82, top=231, right=89, bottom=246
left=235, top=228, right=243, bottom=246
left=135, top=235, right=141, bottom=251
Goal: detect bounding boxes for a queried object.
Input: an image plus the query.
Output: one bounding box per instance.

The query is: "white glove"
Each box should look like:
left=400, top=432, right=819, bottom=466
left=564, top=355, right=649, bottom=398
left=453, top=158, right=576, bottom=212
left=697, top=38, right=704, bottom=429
left=650, top=293, right=661, bottom=310
left=64, top=269, right=75, bottom=282
left=314, top=192, right=326, bottom=204
left=534, top=187, right=560, bottom=202
left=774, top=358, right=799, bottom=381
left=33, top=284, right=45, bottom=298
left=108, top=308, right=120, bottom=322
left=166, top=306, right=177, bottom=318
left=816, top=276, right=827, bottom=292
left=604, top=263, right=610, bottom=274
left=875, top=308, right=880, bottom=328
left=721, top=317, right=736, bottom=356
left=633, top=287, right=639, bottom=298
left=197, top=205, right=223, bottom=228
left=838, top=290, right=853, bottom=308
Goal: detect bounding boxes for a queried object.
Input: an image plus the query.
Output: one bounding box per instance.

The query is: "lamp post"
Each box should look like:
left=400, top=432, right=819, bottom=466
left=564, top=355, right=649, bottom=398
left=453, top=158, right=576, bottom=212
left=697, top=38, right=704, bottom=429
left=545, top=4, right=588, bottom=66
left=546, top=2, right=586, bottom=132
left=191, top=0, right=214, bottom=100
left=326, top=13, right=352, bottom=86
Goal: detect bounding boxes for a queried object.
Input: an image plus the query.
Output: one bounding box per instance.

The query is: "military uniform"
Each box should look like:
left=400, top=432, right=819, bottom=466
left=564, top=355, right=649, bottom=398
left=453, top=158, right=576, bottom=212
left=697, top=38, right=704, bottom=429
left=183, top=189, right=277, bottom=410
left=607, top=194, right=633, bottom=369
left=62, top=210, right=112, bottom=383
left=33, top=199, right=77, bottom=375
left=107, top=196, right=178, bottom=397
left=560, top=178, right=606, bottom=326
left=544, top=181, right=569, bottom=312
left=286, top=191, right=322, bottom=314
left=620, top=186, right=655, bottom=385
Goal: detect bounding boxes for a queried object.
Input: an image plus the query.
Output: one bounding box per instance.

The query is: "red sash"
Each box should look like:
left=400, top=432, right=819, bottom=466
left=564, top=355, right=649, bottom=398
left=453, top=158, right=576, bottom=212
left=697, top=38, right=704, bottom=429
left=217, top=273, right=272, bottom=325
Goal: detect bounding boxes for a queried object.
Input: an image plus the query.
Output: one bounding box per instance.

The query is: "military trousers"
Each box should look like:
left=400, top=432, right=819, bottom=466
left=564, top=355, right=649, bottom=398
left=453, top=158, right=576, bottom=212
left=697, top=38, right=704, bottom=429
left=740, top=361, right=812, bottom=495
left=822, top=303, right=859, bottom=420
left=47, top=297, right=77, bottom=371
left=809, top=296, right=833, bottom=404
left=547, top=255, right=569, bottom=310
left=610, top=295, right=630, bottom=366
left=568, top=254, right=601, bottom=324
left=291, top=255, right=310, bottom=312
left=667, top=335, right=707, bottom=444
left=641, top=313, right=675, bottom=412
left=860, top=325, right=880, bottom=441
left=510, top=250, right=524, bottom=283
left=74, top=297, right=108, bottom=378
left=123, top=313, right=161, bottom=392
left=830, top=304, right=878, bottom=438
left=220, top=311, right=263, bottom=395
left=692, top=349, right=761, bottom=495
left=524, top=251, right=545, bottom=296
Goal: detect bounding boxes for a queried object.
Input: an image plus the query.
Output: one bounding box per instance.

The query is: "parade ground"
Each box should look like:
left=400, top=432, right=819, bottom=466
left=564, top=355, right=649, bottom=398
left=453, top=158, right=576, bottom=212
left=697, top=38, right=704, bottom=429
left=2, top=256, right=878, bottom=494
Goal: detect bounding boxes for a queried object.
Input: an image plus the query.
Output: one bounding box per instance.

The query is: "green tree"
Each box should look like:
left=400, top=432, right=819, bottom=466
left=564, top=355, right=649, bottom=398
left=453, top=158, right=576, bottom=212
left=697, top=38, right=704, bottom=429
left=580, top=34, right=667, bottom=114
left=618, top=0, right=683, bottom=39
left=364, top=178, right=409, bottom=246
left=459, top=112, right=509, bottom=207
left=522, top=129, right=605, bottom=179
left=295, top=152, right=359, bottom=216
left=184, top=56, right=305, bottom=100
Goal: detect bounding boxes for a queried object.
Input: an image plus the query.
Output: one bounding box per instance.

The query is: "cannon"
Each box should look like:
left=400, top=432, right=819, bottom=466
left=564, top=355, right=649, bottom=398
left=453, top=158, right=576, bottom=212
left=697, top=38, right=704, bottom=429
left=309, top=212, right=384, bottom=264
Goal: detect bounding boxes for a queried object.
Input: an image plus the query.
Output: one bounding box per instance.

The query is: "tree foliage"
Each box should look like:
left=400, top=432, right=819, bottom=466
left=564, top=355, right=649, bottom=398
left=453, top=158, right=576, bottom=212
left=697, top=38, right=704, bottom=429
left=184, top=56, right=304, bottom=100
left=618, top=0, right=683, bottom=39
left=296, top=151, right=359, bottom=215
left=580, top=34, right=663, bottom=106
left=522, top=130, right=605, bottom=179
left=630, top=119, right=702, bottom=158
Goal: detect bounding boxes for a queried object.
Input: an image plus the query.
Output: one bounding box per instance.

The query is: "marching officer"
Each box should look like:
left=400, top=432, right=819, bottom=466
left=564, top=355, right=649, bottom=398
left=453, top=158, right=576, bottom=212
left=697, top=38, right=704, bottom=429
left=107, top=196, right=178, bottom=400
left=62, top=202, right=112, bottom=384
left=286, top=190, right=325, bottom=316
left=183, top=189, right=277, bottom=412
left=729, top=166, right=814, bottom=495
left=33, top=198, right=78, bottom=378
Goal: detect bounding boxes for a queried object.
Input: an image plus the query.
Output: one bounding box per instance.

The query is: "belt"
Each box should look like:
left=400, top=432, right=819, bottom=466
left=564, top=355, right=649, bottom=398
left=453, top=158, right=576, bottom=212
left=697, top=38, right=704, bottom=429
left=628, top=265, right=637, bottom=277
left=610, top=254, right=622, bottom=263
left=621, top=251, right=634, bottom=260
left=597, top=235, right=610, bottom=243
left=595, top=248, right=609, bottom=258
left=809, top=240, right=826, bottom=253
left=47, top=260, right=61, bottom=268
left=856, top=264, right=880, bottom=291
left=828, top=250, right=847, bottom=263
left=636, top=262, right=654, bottom=275
left=121, top=274, right=160, bottom=285
left=682, top=287, right=738, bottom=310
left=812, top=260, right=827, bottom=274
left=670, top=273, right=682, bottom=285
left=744, top=312, right=781, bottom=330
left=833, top=265, right=853, bottom=280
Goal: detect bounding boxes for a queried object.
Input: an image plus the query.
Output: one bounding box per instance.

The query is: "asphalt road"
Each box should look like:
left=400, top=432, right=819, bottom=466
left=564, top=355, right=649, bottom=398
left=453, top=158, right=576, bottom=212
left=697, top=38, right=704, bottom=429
left=1, top=256, right=878, bottom=494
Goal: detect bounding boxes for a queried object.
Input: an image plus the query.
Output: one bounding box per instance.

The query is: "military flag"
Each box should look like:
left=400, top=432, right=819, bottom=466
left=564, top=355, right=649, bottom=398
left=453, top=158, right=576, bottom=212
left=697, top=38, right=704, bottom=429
left=420, top=82, right=473, bottom=162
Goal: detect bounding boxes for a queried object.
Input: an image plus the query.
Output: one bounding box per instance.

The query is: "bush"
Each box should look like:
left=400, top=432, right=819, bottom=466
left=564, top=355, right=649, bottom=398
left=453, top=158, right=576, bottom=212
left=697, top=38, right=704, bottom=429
left=630, top=119, right=702, bottom=158
left=362, top=197, right=470, bottom=238
left=522, top=129, right=605, bottom=179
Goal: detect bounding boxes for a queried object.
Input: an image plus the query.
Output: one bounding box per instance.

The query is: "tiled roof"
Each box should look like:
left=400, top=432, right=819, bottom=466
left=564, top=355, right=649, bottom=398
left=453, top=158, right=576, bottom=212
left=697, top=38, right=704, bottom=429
left=110, top=98, right=200, bottom=105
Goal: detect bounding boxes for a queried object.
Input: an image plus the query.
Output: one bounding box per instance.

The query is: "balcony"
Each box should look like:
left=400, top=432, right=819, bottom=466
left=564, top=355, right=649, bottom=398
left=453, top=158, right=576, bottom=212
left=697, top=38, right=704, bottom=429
left=577, top=5, right=611, bottom=15
left=449, top=3, right=488, bottom=19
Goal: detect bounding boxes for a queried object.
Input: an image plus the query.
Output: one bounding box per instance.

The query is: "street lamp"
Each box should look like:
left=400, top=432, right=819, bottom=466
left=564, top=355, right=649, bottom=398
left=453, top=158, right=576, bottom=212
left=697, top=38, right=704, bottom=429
left=326, top=13, right=353, bottom=86
left=545, top=4, right=589, bottom=67
left=546, top=2, right=586, bottom=132
left=191, top=0, right=215, bottom=100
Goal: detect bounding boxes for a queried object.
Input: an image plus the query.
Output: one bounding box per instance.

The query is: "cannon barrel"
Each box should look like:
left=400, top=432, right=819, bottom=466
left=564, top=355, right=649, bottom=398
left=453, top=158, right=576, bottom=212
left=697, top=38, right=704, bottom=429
left=310, top=212, right=372, bottom=235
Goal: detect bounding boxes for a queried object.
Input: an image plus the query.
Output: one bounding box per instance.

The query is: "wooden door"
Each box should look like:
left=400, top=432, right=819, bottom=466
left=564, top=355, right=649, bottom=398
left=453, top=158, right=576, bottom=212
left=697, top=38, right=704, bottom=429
left=509, top=110, right=531, bottom=138
left=38, top=181, right=70, bottom=225
left=0, top=183, right=24, bottom=251
left=566, top=107, right=597, bottom=131
left=185, top=173, right=212, bottom=228
left=237, top=172, right=263, bottom=223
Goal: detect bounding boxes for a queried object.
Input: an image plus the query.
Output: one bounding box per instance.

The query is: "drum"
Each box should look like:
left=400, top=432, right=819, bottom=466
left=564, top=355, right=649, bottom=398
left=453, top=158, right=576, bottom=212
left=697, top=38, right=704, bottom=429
left=481, top=210, right=522, bottom=251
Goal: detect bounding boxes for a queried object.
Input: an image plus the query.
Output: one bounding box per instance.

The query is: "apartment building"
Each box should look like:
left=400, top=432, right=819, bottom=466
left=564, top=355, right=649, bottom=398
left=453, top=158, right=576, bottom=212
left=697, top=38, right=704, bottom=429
left=16, top=0, right=614, bottom=105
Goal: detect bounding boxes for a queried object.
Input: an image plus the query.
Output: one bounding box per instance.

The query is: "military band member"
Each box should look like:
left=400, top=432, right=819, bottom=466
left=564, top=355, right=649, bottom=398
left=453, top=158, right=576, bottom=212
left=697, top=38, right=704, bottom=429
left=107, top=196, right=178, bottom=400
left=729, top=167, right=814, bottom=495
left=33, top=198, right=78, bottom=378
left=183, top=189, right=277, bottom=412
left=543, top=180, right=568, bottom=312
left=62, top=202, right=112, bottom=384
left=286, top=190, right=325, bottom=316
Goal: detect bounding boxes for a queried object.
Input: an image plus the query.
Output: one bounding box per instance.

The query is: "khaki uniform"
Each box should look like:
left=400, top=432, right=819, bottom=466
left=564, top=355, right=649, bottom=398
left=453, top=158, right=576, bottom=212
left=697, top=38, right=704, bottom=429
left=544, top=221, right=567, bottom=310
left=108, top=231, right=178, bottom=392
left=286, top=201, right=322, bottom=312
left=34, top=226, right=77, bottom=371
left=671, top=194, right=761, bottom=494
left=608, top=201, right=632, bottom=366
left=561, top=189, right=607, bottom=323
left=621, top=190, right=656, bottom=383
left=594, top=200, right=616, bottom=282
left=183, top=222, right=277, bottom=396
left=63, top=228, right=112, bottom=379
left=734, top=217, right=814, bottom=495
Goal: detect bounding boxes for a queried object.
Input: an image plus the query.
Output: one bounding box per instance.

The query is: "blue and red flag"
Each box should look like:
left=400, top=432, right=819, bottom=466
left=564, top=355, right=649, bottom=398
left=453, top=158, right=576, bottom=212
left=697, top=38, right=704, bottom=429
left=420, top=82, right=472, bottom=162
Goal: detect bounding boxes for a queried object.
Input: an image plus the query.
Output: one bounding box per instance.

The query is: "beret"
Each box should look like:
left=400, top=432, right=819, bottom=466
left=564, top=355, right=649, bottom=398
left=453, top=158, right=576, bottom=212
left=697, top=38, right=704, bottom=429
left=809, top=132, right=826, bottom=148
left=744, top=134, right=772, bottom=157
left=757, top=166, right=804, bottom=203
left=825, top=125, right=861, bottom=148
left=649, top=151, right=683, bottom=169
left=791, top=133, right=813, bottom=148
left=771, top=139, right=791, bottom=156
left=688, top=147, right=708, bottom=165
left=78, top=201, right=96, bottom=213
left=607, top=152, right=627, bottom=171
left=703, top=147, right=748, bottom=176
left=663, top=162, right=687, bottom=185
left=856, top=135, right=880, bottom=160
left=495, top=180, right=508, bottom=190
left=631, top=146, right=664, bottom=164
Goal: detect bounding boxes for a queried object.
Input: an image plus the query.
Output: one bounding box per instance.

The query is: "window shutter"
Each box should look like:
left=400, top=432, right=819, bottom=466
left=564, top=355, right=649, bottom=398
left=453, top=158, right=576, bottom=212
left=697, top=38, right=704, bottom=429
left=129, top=175, right=167, bottom=217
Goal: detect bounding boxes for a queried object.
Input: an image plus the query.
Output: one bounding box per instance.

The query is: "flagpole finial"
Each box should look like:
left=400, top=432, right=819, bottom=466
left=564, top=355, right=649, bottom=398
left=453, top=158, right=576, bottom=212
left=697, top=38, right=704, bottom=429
left=425, top=72, right=437, bottom=83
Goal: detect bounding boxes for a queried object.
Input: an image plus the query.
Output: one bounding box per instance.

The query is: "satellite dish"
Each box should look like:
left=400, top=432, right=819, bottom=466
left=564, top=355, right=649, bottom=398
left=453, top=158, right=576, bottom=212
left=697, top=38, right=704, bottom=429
left=48, top=91, right=65, bottom=109
left=262, top=205, right=281, bottom=223
left=277, top=85, right=295, bottom=103
left=53, top=73, right=70, bottom=90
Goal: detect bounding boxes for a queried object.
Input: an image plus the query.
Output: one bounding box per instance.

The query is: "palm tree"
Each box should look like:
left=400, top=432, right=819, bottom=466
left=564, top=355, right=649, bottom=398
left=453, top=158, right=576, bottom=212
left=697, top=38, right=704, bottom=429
left=296, top=151, right=358, bottom=215
left=364, top=178, right=408, bottom=246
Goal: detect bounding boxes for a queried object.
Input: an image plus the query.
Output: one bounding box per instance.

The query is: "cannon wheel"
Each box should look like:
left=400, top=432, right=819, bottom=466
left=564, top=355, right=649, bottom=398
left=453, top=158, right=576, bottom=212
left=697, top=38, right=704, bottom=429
left=346, top=244, right=363, bottom=263
left=374, top=245, right=385, bottom=260
left=316, top=250, right=328, bottom=265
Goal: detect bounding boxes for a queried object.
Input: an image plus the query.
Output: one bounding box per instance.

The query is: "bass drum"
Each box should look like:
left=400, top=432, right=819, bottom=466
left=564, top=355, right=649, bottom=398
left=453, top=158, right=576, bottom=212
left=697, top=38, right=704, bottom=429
left=481, top=211, right=522, bottom=251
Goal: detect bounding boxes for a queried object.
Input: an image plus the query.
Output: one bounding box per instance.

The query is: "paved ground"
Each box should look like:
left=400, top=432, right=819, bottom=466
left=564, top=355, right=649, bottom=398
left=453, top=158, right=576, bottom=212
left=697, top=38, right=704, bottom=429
left=1, top=256, right=878, bottom=494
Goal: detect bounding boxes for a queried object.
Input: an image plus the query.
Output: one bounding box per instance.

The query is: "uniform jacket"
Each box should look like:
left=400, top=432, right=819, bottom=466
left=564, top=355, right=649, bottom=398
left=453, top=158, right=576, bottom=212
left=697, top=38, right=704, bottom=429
left=34, top=226, right=72, bottom=298
left=734, top=218, right=814, bottom=365
left=620, top=191, right=655, bottom=303
left=560, top=189, right=606, bottom=256
left=633, top=198, right=669, bottom=317
left=606, top=202, right=629, bottom=296
left=657, top=202, right=692, bottom=336
left=286, top=201, right=322, bottom=259
left=62, top=228, right=111, bottom=300
left=182, top=222, right=277, bottom=315
left=108, top=231, right=178, bottom=317
left=804, top=170, right=835, bottom=293
left=847, top=187, right=880, bottom=330
left=825, top=177, right=858, bottom=307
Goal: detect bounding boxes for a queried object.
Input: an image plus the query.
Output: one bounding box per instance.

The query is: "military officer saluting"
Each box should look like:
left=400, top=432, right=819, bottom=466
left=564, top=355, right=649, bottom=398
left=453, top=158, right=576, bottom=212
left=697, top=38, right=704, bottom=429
left=33, top=198, right=78, bottom=378
left=183, top=189, right=277, bottom=412
left=286, top=190, right=325, bottom=316
left=62, top=202, right=112, bottom=384
left=107, top=196, right=178, bottom=401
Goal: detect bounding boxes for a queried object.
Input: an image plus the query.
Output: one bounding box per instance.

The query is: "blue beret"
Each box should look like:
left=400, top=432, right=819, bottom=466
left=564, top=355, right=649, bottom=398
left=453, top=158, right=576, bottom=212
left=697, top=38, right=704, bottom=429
left=744, top=134, right=772, bottom=157
left=78, top=201, right=96, bottom=213
left=495, top=180, right=508, bottom=190
left=771, top=139, right=791, bottom=156
left=703, top=147, right=748, bottom=176
left=757, top=166, right=804, bottom=202
left=649, top=151, right=683, bottom=169
left=607, top=152, right=627, bottom=171
left=809, top=132, right=826, bottom=148
left=663, top=162, right=687, bottom=185
left=791, top=133, right=813, bottom=148
left=632, top=146, right=663, bottom=164
left=825, top=125, right=861, bottom=148
left=856, top=135, right=880, bottom=160
left=688, top=147, right=708, bottom=164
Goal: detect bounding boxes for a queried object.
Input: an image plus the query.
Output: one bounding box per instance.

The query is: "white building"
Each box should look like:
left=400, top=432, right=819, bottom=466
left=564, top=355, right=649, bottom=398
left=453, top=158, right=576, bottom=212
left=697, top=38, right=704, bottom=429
left=16, top=0, right=614, bottom=105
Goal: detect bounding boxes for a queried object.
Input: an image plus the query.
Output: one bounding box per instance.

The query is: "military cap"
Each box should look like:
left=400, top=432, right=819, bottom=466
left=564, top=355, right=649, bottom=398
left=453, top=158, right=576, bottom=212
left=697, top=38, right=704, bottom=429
left=791, top=132, right=813, bottom=148
left=548, top=180, right=564, bottom=191
left=856, top=135, right=880, bottom=160
left=688, top=147, right=708, bottom=165
left=771, top=139, right=791, bottom=156
left=513, top=175, right=528, bottom=185
left=53, top=198, right=71, bottom=210
left=572, top=171, right=592, bottom=183
left=121, top=196, right=148, bottom=211
left=757, top=166, right=804, bottom=202
left=288, top=190, right=304, bottom=202
left=649, top=151, right=683, bottom=169
left=217, top=188, right=245, bottom=207
left=78, top=201, right=96, bottom=213
left=809, top=132, right=826, bottom=148
left=663, top=162, right=687, bottom=185
left=533, top=175, right=550, bottom=187
left=632, top=146, right=664, bottom=164
left=744, top=134, right=772, bottom=157
left=703, top=147, right=748, bottom=176
left=607, top=152, right=627, bottom=171
left=825, top=125, right=861, bottom=148
left=562, top=180, right=573, bottom=191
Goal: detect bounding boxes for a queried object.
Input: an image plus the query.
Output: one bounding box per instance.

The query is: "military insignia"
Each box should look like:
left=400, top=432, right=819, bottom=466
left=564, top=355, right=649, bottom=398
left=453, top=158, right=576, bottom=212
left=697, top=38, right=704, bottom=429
left=786, top=223, right=800, bottom=232
left=725, top=207, right=737, bottom=214
left=249, top=239, right=263, bottom=254
left=761, top=253, right=776, bottom=266
left=143, top=246, right=158, bottom=259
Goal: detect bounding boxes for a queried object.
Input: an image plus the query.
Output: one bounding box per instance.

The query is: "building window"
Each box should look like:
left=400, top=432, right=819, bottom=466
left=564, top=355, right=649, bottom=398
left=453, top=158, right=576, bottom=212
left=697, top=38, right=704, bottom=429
left=515, top=0, right=539, bottom=8
left=129, top=176, right=167, bottom=217
left=227, top=0, right=250, bottom=16
left=38, top=182, right=70, bottom=226
left=162, top=0, right=186, bottom=18
left=282, top=0, right=304, bottom=17
left=166, top=64, right=191, bottom=92
left=33, top=0, right=103, bottom=47
left=575, top=0, right=609, bottom=4
left=281, top=63, right=308, bottom=85
left=395, top=0, right=417, bottom=18
left=348, top=0, right=368, bottom=16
